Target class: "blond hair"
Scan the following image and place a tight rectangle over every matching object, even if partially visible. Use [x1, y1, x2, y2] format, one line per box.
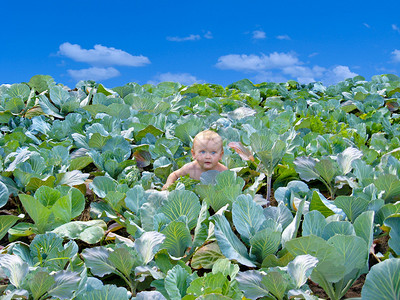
[192, 130, 223, 150]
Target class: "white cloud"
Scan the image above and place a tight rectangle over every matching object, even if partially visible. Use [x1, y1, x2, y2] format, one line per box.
[166, 34, 201, 42]
[282, 65, 357, 85]
[216, 52, 300, 71]
[392, 24, 400, 33]
[216, 51, 357, 85]
[149, 72, 203, 86]
[252, 71, 288, 84]
[166, 31, 212, 41]
[276, 35, 290, 40]
[322, 66, 358, 85]
[391, 49, 400, 62]
[283, 65, 326, 84]
[59, 42, 150, 67]
[363, 23, 371, 29]
[252, 30, 266, 39]
[67, 67, 121, 81]
[204, 31, 213, 39]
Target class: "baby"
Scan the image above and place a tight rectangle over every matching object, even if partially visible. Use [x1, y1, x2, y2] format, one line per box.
[162, 130, 228, 190]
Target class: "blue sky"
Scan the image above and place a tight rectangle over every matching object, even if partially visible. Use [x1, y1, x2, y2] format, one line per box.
[2, 0, 400, 88]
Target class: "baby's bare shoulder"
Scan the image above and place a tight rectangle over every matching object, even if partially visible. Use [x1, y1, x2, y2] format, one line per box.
[175, 162, 195, 176]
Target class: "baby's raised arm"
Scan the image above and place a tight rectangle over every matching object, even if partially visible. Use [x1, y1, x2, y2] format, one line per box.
[161, 163, 192, 190]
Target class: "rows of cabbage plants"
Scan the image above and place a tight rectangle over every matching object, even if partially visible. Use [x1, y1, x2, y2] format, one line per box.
[0, 74, 399, 299]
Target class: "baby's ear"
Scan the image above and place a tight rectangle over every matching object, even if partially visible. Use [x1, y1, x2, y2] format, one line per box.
[191, 148, 195, 157]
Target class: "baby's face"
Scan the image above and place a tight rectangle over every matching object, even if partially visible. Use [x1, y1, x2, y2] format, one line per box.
[191, 138, 223, 171]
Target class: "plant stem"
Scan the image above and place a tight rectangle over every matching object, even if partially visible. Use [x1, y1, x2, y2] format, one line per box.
[313, 270, 337, 300]
[115, 269, 136, 294]
[334, 278, 357, 300]
[333, 278, 345, 300]
[266, 175, 272, 204]
[38, 294, 49, 300]
[318, 176, 335, 199]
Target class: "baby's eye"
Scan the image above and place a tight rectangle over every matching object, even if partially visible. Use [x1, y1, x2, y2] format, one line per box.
[200, 150, 206, 154]
[212, 151, 216, 154]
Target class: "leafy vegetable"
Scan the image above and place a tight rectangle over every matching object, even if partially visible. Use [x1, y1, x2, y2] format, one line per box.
[18, 186, 85, 233]
[195, 171, 245, 211]
[361, 258, 400, 300]
[1, 75, 400, 299]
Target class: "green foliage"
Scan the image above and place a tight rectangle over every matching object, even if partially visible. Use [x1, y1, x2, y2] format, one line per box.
[167, 174, 200, 191]
[82, 245, 142, 293]
[294, 147, 362, 198]
[161, 220, 192, 258]
[1, 75, 400, 299]
[195, 170, 244, 211]
[76, 284, 130, 300]
[0, 232, 80, 299]
[18, 185, 85, 233]
[52, 220, 107, 244]
[236, 255, 319, 300]
[361, 258, 400, 300]
[184, 259, 242, 299]
[286, 211, 374, 300]
[0, 214, 23, 240]
[160, 190, 201, 230]
[384, 214, 400, 255]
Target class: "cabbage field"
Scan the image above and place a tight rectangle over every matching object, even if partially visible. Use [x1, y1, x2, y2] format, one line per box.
[0, 74, 399, 299]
